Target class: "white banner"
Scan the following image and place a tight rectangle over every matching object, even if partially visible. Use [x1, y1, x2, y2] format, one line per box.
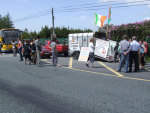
[78, 47, 89, 62]
[95, 39, 109, 58]
[69, 43, 80, 52]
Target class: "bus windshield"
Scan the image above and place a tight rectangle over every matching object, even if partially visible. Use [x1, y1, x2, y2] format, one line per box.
[3, 30, 21, 44]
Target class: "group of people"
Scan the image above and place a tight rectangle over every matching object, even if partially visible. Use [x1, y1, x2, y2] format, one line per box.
[11, 37, 41, 66]
[117, 35, 148, 73]
[11, 37, 58, 67]
[85, 36, 148, 73]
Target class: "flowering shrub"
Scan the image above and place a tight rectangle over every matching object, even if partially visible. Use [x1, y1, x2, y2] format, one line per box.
[108, 20, 150, 41]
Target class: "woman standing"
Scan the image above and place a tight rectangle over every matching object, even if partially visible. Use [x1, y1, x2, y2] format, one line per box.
[23, 40, 31, 65]
[18, 39, 23, 61]
[30, 40, 36, 64]
[86, 38, 95, 67]
[139, 40, 145, 69]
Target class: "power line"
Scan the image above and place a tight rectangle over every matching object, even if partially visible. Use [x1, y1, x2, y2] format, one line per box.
[14, 0, 150, 23]
[54, 0, 150, 11]
[14, 11, 52, 22]
[54, 0, 150, 10]
[54, 3, 149, 13]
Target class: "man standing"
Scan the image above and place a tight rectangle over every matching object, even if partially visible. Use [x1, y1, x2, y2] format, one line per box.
[129, 36, 141, 72]
[35, 36, 41, 67]
[18, 39, 23, 61]
[117, 35, 131, 73]
[51, 38, 58, 67]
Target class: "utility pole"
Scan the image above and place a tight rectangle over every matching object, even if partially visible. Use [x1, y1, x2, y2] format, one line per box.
[51, 7, 56, 40]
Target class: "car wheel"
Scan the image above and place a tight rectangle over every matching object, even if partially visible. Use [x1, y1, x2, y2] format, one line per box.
[64, 52, 68, 57]
[73, 52, 79, 60]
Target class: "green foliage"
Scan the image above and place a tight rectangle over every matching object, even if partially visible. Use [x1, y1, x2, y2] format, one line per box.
[0, 13, 13, 29]
[108, 20, 150, 41]
[22, 26, 93, 39]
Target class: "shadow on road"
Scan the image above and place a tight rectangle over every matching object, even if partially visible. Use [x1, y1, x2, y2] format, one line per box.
[0, 78, 87, 113]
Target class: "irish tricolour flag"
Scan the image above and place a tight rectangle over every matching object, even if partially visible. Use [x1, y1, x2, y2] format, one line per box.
[95, 14, 107, 27]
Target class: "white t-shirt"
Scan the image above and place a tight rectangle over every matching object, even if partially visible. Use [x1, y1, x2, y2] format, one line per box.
[89, 42, 94, 53]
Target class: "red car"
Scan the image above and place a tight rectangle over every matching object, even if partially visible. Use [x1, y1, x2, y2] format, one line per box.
[40, 46, 52, 58]
[43, 40, 68, 56]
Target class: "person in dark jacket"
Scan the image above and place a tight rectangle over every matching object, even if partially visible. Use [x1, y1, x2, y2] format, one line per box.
[114, 41, 119, 62]
[30, 40, 36, 64]
[23, 40, 31, 65]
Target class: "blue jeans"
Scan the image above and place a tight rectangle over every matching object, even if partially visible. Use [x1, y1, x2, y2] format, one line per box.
[18, 47, 23, 61]
[118, 53, 129, 73]
[88, 52, 94, 63]
[52, 52, 58, 67]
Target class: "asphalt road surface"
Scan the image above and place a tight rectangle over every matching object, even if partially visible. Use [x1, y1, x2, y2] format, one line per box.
[0, 54, 150, 113]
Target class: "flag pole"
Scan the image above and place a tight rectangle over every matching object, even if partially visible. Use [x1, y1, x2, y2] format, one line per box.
[106, 22, 109, 39]
[94, 14, 96, 35]
[106, 5, 109, 39]
[106, 4, 111, 39]
[93, 14, 96, 46]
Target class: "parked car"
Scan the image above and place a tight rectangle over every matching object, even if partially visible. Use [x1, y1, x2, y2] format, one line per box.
[43, 40, 68, 56]
[40, 46, 52, 58]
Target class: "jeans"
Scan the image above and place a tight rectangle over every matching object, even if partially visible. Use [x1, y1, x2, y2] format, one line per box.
[36, 50, 41, 66]
[118, 53, 129, 73]
[18, 47, 23, 61]
[52, 52, 58, 67]
[88, 52, 94, 63]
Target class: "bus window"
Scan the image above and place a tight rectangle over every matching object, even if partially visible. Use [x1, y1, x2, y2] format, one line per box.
[3, 30, 20, 44]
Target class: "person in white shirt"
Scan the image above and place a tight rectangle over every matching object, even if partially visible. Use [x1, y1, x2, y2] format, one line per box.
[129, 36, 141, 72]
[86, 38, 95, 67]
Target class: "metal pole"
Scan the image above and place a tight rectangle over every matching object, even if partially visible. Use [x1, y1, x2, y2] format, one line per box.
[51, 8, 55, 40]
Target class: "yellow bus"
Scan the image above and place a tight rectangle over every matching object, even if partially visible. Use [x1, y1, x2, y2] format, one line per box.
[0, 28, 23, 52]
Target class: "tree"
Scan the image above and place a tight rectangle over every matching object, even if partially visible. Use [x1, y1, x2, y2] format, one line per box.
[39, 26, 51, 38]
[0, 13, 13, 29]
[23, 28, 30, 39]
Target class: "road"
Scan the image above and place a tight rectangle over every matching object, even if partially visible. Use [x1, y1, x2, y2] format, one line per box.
[0, 54, 150, 113]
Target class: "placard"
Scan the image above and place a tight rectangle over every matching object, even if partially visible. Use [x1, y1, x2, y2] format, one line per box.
[95, 39, 109, 58]
[78, 47, 89, 62]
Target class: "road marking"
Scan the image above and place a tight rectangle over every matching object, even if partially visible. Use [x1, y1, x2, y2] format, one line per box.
[42, 59, 150, 82]
[69, 57, 73, 68]
[98, 61, 124, 77]
[42, 59, 117, 77]
[145, 67, 150, 72]
[118, 76, 150, 82]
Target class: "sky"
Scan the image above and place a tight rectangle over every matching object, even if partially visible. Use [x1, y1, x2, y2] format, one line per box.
[0, 0, 150, 32]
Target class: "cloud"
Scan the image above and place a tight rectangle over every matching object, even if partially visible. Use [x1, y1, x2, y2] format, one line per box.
[144, 17, 150, 20]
